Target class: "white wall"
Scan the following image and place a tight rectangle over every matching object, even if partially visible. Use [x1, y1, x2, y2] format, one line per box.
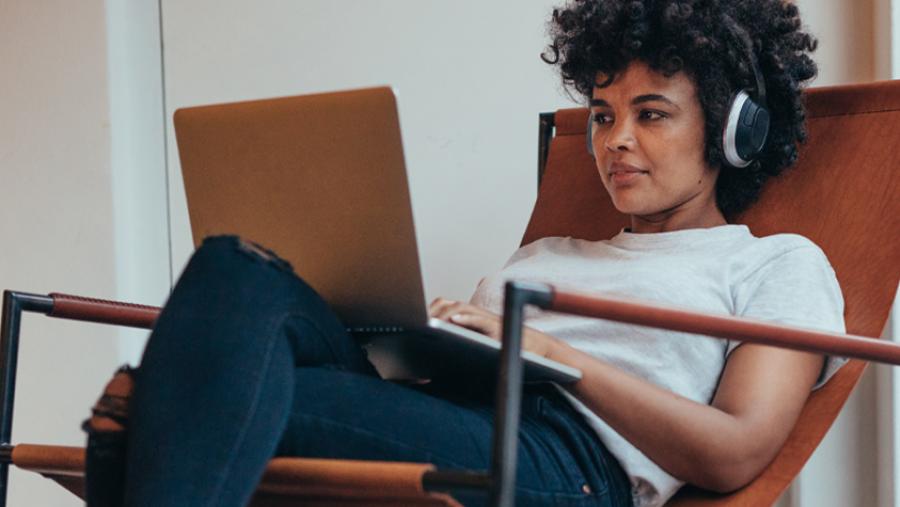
[1, 0, 893, 505]
[0, 0, 169, 505]
[799, 0, 875, 85]
[161, 0, 571, 303]
[162, 6, 890, 505]
[873, 1, 900, 505]
[162, 2, 894, 507]
[106, 0, 170, 364]
[0, 1, 119, 505]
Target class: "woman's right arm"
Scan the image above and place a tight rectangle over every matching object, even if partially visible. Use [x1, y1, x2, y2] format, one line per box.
[430, 296, 824, 492]
[552, 340, 823, 492]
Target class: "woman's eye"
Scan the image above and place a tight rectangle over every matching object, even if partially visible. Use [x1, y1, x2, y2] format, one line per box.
[592, 112, 613, 125]
[639, 110, 666, 121]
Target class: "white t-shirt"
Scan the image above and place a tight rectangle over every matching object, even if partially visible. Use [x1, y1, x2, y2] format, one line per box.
[468, 224, 846, 507]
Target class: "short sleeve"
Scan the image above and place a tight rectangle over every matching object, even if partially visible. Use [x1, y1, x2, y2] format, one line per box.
[727, 244, 847, 390]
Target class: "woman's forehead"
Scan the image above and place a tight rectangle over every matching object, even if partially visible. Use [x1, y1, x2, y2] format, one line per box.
[591, 62, 696, 103]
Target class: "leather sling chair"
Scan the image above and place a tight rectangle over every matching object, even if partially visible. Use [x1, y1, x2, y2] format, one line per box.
[1, 79, 898, 507]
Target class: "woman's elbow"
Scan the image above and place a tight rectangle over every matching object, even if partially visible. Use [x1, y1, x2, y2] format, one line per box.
[695, 466, 757, 494]
[689, 445, 772, 493]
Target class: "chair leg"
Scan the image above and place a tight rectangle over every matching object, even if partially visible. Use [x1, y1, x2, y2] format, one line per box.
[0, 291, 58, 507]
[490, 282, 553, 507]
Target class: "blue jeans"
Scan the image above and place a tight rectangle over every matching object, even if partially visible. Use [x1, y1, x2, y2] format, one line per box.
[114, 236, 632, 506]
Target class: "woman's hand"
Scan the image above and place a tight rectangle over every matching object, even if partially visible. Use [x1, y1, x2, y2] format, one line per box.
[428, 297, 565, 359]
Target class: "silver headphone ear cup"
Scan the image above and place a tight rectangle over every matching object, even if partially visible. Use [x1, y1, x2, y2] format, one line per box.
[723, 90, 770, 168]
[586, 114, 595, 156]
[723, 90, 752, 168]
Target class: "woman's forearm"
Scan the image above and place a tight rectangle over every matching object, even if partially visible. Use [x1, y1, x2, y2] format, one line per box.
[547, 341, 761, 492]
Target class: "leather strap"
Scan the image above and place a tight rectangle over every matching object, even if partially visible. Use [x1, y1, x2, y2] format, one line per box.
[48, 293, 160, 329]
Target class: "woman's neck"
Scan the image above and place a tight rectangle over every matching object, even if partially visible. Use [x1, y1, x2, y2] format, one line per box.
[627, 200, 727, 234]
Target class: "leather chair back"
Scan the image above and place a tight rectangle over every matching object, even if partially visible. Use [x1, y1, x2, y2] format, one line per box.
[522, 80, 900, 505]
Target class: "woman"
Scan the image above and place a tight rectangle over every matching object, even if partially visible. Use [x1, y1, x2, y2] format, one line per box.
[84, 1, 845, 506]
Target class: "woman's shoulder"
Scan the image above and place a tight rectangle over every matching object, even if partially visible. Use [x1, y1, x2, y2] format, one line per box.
[739, 231, 832, 270]
[753, 231, 824, 251]
[733, 231, 843, 323]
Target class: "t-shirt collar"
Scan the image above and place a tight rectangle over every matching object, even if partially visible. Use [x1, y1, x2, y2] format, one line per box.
[609, 224, 752, 250]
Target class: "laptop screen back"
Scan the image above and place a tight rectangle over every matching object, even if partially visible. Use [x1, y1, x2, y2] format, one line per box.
[174, 87, 427, 327]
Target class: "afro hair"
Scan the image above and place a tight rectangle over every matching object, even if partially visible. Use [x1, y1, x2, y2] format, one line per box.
[543, 0, 818, 217]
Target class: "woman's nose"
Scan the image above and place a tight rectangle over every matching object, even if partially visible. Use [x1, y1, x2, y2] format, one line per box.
[604, 120, 636, 152]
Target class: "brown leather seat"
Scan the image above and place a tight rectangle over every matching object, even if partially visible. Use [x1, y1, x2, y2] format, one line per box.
[524, 80, 900, 505]
[5, 80, 899, 506]
[11, 443, 460, 506]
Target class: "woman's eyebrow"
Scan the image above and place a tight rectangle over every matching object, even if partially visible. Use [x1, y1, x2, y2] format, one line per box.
[632, 94, 680, 108]
[590, 94, 681, 109]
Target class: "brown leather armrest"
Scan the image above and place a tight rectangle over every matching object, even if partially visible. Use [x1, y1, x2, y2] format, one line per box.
[48, 293, 160, 329]
[548, 286, 900, 365]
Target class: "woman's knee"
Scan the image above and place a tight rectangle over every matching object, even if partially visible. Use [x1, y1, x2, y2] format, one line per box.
[192, 235, 296, 277]
[231, 236, 296, 274]
[177, 235, 324, 306]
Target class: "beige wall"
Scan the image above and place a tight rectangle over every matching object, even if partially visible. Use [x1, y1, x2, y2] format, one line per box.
[0, 1, 120, 505]
[0, 0, 168, 505]
[160, 0, 571, 303]
[800, 0, 876, 86]
[0, 0, 890, 505]
[162, 3, 888, 507]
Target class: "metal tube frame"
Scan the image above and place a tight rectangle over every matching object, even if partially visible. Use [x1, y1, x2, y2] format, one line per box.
[0, 286, 552, 507]
[488, 281, 553, 506]
[538, 112, 556, 188]
[0, 291, 54, 507]
[0, 113, 563, 507]
[6, 278, 891, 504]
[409, 280, 554, 506]
[3, 280, 898, 506]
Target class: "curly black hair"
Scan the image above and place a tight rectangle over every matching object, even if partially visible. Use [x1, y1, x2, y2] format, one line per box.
[542, 0, 818, 218]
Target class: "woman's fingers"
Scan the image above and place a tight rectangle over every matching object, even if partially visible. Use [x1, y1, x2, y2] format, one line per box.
[428, 297, 462, 318]
[429, 299, 561, 357]
[429, 299, 484, 320]
[448, 312, 501, 339]
[428, 299, 501, 334]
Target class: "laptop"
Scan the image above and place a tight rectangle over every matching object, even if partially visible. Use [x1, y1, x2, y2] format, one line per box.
[173, 86, 581, 383]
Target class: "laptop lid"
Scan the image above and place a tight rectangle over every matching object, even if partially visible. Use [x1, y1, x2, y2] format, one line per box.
[174, 87, 428, 328]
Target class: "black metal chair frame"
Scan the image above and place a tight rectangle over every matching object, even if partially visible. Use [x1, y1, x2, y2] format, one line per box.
[6, 111, 890, 507]
[0, 112, 565, 507]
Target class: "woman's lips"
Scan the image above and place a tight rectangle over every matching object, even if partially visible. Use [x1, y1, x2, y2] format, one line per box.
[611, 172, 646, 184]
[609, 163, 648, 185]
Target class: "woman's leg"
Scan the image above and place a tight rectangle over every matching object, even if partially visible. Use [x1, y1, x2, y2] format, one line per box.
[115, 235, 632, 506]
[123, 236, 378, 506]
[276, 369, 633, 507]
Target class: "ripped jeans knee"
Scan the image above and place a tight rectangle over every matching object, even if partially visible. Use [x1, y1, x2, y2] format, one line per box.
[200, 235, 296, 275]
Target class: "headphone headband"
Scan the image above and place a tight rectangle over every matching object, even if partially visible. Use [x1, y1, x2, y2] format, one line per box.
[722, 14, 767, 107]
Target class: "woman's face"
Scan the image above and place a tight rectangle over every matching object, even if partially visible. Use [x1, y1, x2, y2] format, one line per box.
[589, 61, 721, 228]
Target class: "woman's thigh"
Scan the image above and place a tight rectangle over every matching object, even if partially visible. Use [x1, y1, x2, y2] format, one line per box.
[142, 235, 378, 376]
[277, 368, 631, 507]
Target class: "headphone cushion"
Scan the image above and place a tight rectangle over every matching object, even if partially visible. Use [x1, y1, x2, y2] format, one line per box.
[586, 114, 594, 156]
[724, 91, 770, 167]
[734, 99, 770, 160]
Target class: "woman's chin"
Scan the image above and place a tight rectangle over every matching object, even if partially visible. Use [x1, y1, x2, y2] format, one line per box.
[610, 198, 652, 217]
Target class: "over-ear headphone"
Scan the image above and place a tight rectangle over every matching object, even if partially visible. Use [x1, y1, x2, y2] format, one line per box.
[720, 14, 769, 168]
[585, 15, 770, 169]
